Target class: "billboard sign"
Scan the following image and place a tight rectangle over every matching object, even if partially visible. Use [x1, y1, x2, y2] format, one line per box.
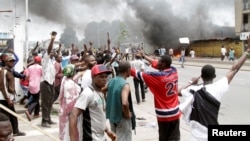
[179, 37, 190, 44]
[240, 32, 250, 40]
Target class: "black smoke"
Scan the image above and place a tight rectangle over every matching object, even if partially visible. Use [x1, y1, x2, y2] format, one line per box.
[10, 0, 235, 48]
[125, 0, 235, 47]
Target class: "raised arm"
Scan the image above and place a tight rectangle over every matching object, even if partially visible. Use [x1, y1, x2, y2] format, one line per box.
[140, 51, 155, 64]
[8, 49, 19, 65]
[31, 41, 39, 53]
[107, 32, 111, 53]
[226, 45, 250, 84]
[47, 31, 57, 54]
[56, 43, 62, 55]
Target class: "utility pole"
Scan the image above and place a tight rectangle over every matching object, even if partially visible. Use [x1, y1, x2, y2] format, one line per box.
[25, 0, 29, 60]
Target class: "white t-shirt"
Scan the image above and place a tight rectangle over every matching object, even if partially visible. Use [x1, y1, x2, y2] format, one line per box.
[42, 53, 56, 85]
[74, 86, 106, 141]
[180, 77, 229, 141]
[221, 48, 227, 55]
[190, 50, 195, 58]
[130, 59, 145, 71]
[80, 69, 92, 90]
[125, 48, 129, 54]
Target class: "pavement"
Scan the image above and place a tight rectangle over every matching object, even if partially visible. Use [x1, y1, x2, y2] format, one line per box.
[10, 57, 250, 141]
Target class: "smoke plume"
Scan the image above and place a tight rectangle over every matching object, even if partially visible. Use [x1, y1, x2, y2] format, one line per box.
[2, 0, 235, 48]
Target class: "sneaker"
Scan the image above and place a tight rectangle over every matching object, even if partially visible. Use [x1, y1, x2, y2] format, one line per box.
[13, 131, 26, 136]
[25, 111, 32, 121]
[142, 99, 146, 102]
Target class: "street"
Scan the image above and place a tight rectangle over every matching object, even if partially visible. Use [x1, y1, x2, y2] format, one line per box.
[12, 61, 250, 141]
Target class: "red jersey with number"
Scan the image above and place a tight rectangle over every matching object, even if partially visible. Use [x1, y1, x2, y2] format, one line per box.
[131, 60, 181, 122]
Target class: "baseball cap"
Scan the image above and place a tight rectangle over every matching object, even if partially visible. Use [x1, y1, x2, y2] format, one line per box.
[6, 56, 15, 62]
[34, 56, 41, 63]
[91, 64, 112, 77]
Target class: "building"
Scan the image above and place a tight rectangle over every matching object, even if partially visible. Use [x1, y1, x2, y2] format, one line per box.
[235, 0, 250, 36]
[232, 0, 248, 55]
[0, 32, 14, 53]
[186, 38, 242, 58]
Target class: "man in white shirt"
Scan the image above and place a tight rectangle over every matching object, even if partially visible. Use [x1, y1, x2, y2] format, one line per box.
[130, 53, 145, 104]
[40, 31, 57, 128]
[221, 46, 227, 61]
[179, 45, 250, 141]
[80, 55, 97, 90]
[125, 47, 130, 61]
[190, 49, 195, 58]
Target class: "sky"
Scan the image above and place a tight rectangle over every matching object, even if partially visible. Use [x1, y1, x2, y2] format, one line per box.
[0, 0, 235, 46]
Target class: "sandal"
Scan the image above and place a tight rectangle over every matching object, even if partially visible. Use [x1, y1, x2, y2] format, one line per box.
[136, 117, 146, 120]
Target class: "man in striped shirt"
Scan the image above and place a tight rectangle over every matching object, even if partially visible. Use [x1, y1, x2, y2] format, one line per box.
[130, 53, 181, 141]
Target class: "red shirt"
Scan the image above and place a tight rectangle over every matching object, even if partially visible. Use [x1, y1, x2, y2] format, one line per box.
[131, 60, 181, 121]
[20, 69, 29, 86]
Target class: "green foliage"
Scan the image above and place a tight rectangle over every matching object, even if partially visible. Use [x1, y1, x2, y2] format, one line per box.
[118, 22, 129, 46]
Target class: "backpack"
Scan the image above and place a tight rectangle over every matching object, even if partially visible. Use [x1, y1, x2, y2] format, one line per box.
[189, 87, 221, 127]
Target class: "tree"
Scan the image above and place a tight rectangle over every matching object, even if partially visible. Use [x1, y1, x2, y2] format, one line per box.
[117, 22, 129, 47]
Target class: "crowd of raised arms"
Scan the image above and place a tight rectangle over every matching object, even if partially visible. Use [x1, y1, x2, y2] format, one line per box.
[0, 31, 250, 141]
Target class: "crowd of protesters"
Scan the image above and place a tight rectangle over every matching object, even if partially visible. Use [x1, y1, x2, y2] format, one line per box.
[0, 30, 250, 141]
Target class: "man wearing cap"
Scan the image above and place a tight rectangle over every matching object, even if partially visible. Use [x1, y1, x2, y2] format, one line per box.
[178, 43, 250, 141]
[0, 55, 26, 136]
[24, 56, 43, 121]
[130, 53, 145, 104]
[0, 49, 25, 79]
[69, 64, 116, 141]
[40, 31, 57, 128]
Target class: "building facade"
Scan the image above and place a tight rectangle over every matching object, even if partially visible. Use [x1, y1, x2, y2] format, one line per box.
[235, 0, 250, 36]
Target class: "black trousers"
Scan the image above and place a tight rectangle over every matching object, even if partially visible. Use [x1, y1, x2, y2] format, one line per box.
[0, 100, 19, 134]
[53, 85, 61, 103]
[158, 119, 180, 141]
[27, 92, 40, 115]
[133, 77, 145, 103]
[125, 53, 130, 61]
[40, 81, 54, 123]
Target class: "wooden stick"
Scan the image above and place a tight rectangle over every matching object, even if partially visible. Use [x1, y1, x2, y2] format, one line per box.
[0, 104, 60, 141]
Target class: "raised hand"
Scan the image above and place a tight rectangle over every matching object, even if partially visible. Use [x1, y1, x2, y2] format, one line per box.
[84, 44, 87, 51]
[189, 76, 200, 85]
[89, 41, 93, 46]
[8, 48, 14, 53]
[51, 31, 57, 39]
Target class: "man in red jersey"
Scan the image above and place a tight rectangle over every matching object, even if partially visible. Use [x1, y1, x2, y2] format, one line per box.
[130, 52, 181, 141]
